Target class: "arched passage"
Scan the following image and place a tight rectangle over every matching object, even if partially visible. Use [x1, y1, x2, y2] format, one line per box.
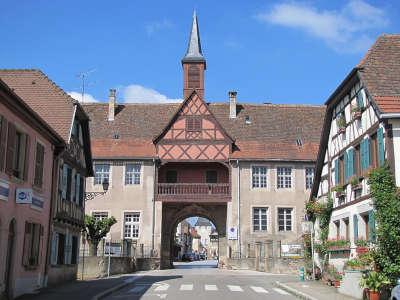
[160, 203, 227, 269]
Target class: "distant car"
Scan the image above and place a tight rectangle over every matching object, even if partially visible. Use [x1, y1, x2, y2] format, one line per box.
[391, 278, 400, 300]
[199, 253, 206, 260]
[181, 253, 190, 262]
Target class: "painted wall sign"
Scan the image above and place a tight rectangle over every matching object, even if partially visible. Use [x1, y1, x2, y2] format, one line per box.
[31, 196, 44, 210]
[0, 179, 10, 201]
[15, 188, 33, 204]
[227, 226, 238, 240]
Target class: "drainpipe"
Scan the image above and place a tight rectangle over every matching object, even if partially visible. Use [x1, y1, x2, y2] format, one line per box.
[236, 160, 241, 258]
[151, 158, 156, 254]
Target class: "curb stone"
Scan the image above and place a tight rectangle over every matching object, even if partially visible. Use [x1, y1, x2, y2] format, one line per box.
[275, 281, 319, 300]
[91, 276, 142, 300]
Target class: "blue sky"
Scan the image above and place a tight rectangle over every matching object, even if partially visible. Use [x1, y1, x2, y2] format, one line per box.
[1, 0, 399, 105]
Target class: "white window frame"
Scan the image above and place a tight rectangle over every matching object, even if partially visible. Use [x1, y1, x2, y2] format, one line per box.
[277, 166, 293, 189]
[94, 163, 111, 186]
[251, 206, 269, 233]
[92, 211, 109, 221]
[251, 165, 268, 189]
[124, 162, 142, 185]
[123, 211, 141, 239]
[277, 207, 294, 232]
[305, 167, 314, 190]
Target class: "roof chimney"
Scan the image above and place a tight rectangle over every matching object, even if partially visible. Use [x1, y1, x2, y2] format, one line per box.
[229, 91, 237, 119]
[108, 89, 116, 121]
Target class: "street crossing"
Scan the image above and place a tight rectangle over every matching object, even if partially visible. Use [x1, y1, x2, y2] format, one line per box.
[123, 282, 292, 295]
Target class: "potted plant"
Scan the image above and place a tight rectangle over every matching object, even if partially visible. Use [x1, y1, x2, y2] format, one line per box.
[355, 238, 369, 254]
[351, 105, 362, 120]
[336, 116, 346, 134]
[359, 271, 390, 300]
[350, 176, 362, 190]
[332, 185, 346, 197]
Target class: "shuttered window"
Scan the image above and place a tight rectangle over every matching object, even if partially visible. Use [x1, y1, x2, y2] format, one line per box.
[368, 211, 376, 242]
[34, 142, 45, 187]
[356, 90, 364, 109]
[0, 115, 8, 171]
[344, 151, 348, 181]
[23, 222, 42, 268]
[377, 128, 385, 166]
[347, 148, 354, 179]
[186, 117, 202, 131]
[361, 138, 371, 171]
[334, 159, 339, 185]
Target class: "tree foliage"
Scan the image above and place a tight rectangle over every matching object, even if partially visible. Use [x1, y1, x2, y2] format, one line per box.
[84, 214, 117, 242]
[368, 165, 400, 283]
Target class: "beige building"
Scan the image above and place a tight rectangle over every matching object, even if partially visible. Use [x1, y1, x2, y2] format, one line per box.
[83, 13, 324, 268]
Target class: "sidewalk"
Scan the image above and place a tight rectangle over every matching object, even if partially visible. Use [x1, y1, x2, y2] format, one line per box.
[276, 280, 357, 300]
[16, 274, 140, 300]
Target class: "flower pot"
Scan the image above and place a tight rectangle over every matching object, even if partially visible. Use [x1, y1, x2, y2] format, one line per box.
[334, 280, 340, 288]
[353, 111, 362, 120]
[369, 291, 379, 300]
[338, 127, 346, 134]
[356, 247, 369, 254]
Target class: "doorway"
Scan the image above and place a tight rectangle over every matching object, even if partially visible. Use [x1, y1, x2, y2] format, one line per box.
[4, 219, 16, 299]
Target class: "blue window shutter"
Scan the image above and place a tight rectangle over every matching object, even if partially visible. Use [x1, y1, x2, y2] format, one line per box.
[348, 149, 354, 177]
[344, 152, 348, 181]
[353, 215, 358, 241]
[365, 138, 371, 168]
[377, 128, 384, 166]
[334, 159, 339, 185]
[368, 210, 376, 242]
[357, 91, 364, 109]
[360, 140, 365, 170]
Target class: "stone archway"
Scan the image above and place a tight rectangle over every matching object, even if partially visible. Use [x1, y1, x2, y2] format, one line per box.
[160, 203, 227, 269]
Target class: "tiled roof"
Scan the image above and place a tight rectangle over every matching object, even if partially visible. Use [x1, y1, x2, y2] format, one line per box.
[83, 102, 325, 160]
[0, 69, 77, 141]
[358, 34, 400, 113]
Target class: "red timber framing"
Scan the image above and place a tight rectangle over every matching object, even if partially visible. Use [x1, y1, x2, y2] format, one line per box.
[154, 90, 234, 162]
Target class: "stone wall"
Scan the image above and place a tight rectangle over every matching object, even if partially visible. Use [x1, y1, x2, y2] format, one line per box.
[77, 257, 136, 279]
[135, 258, 160, 271]
[226, 257, 303, 274]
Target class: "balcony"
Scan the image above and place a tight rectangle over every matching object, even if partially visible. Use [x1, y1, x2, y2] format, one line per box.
[156, 183, 231, 202]
[55, 196, 85, 226]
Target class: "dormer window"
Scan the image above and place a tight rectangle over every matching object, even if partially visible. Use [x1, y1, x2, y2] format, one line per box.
[245, 115, 251, 125]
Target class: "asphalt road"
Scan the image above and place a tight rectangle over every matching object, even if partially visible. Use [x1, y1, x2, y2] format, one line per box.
[104, 260, 297, 300]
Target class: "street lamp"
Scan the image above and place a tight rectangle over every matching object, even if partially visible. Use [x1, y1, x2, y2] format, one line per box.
[84, 179, 109, 201]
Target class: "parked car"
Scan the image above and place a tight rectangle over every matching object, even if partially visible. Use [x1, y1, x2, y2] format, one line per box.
[199, 253, 206, 260]
[391, 278, 400, 300]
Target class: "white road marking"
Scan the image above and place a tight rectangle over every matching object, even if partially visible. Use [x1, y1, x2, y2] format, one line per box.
[154, 284, 169, 291]
[227, 285, 243, 292]
[273, 287, 290, 295]
[205, 284, 218, 291]
[129, 285, 148, 293]
[251, 286, 269, 293]
[180, 284, 193, 291]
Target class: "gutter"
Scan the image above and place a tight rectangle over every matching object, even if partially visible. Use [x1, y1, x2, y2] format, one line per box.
[151, 158, 156, 254]
[380, 113, 400, 119]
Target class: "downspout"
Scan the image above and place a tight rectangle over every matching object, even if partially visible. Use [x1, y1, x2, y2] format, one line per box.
[44, 147, 63, 286]
[236, 159, 241, 258]
[151, 158, 156, 254]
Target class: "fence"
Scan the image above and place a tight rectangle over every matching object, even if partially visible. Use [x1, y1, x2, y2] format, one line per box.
[80, 239, 158, 259]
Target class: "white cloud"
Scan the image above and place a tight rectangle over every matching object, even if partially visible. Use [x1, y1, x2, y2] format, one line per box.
[145, 19, 173, 36]
[256, 0, 388, 53]
[122, 84, 181, 103]
[68, 85, 181, 104]
[68, 91, 99, 103]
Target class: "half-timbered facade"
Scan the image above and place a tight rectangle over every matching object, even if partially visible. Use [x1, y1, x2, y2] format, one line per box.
[311, 34, 400, 270]
[0, 70, 93, 287]
[83, 12, 325, 268]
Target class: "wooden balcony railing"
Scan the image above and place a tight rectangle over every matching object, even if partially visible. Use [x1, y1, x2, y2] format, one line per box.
[55, 195, 85, 226]
[156, 183, 231, 203]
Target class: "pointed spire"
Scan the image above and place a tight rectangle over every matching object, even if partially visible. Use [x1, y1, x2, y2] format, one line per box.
[182, 10, 205, 63]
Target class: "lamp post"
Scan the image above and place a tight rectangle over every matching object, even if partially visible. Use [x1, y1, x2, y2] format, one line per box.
[84, 179, 109, 201]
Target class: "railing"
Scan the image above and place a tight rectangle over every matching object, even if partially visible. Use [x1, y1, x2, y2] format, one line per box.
[157, 183, 230, 195]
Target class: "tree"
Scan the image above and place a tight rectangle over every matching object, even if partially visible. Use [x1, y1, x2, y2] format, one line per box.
[368, 165, 400, 284]
[84, 214, 117, 256]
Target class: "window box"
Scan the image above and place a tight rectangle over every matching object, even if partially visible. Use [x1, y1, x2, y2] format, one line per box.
[356, 247, 369, 255]
[352, 111, 362, 121]
[327, 238, 351, 251]
[336, 115, 346, 135]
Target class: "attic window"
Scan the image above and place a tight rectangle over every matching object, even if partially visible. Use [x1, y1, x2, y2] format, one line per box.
[113, 133, 120, 139]
[186, 116, 202, 131]
[245, 115, 251, 125]
[296, 138, 303, 147]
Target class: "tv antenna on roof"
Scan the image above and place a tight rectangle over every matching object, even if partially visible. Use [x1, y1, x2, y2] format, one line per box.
[76, 68, 96, 103]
